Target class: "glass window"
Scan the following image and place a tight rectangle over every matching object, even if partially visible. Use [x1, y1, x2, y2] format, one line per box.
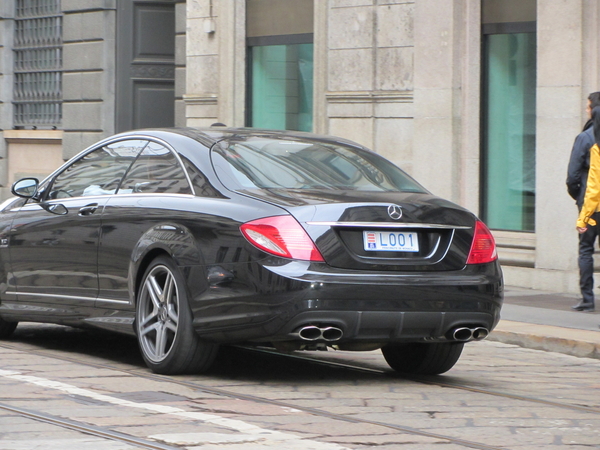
[180, 157, 221, 198]
[249, 43, 313, 132]
[481, 1, 536, 232]
[49, 140, 147, 199]
[246, 0, 314, 132]
[13, 0, 63, 128]
[212, 137, 426, 193]
[118, 141, 192, 195]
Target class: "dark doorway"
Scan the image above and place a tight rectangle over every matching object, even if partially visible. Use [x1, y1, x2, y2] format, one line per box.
[116, 0, 176, 133]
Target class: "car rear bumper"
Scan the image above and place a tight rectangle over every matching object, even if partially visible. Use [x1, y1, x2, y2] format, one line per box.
[189, 259, 503, 345]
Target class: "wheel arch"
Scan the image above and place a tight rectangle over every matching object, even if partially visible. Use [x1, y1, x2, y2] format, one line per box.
[133, 247, 170, 305]
[129, 222, 207, 304]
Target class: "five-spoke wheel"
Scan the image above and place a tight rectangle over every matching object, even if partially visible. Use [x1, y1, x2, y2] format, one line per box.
[136, 256, 217, 374]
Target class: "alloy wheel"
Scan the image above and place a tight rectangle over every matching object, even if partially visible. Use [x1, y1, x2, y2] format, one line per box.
[137, 264, 179, 363]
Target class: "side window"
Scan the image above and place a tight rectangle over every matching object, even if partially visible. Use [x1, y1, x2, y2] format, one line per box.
[118, 141, 192, 195]
[49, 140, 147, 199]
[181, 156, 221, 198]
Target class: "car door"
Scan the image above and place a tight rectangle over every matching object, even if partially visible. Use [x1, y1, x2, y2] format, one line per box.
[96, 140, 196, 307]
[8, 140, 147, 314]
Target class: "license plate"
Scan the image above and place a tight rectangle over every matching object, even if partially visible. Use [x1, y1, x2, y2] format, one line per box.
[363, 231, 419, 252]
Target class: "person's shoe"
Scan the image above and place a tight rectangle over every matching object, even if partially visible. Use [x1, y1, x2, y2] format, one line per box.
[571, 302, 595, 311]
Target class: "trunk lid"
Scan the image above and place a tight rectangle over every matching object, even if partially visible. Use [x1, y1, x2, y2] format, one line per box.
[242, 189, 476, 271]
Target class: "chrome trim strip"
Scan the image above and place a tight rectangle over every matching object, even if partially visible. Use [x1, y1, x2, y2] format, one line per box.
[95, 298, 131, 305]
[17, 193, 196, 206]
[25, 134, 197, 200]
[151, 138, 197, 197]
[305, 222, 472, 229]
[6, 291, 95, 302]
[6, 292, 129, 304]
[105, 193, 195, 199]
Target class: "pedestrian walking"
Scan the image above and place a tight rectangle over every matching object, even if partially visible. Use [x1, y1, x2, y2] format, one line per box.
[568, 92, 600, 312]
[574, 103, 600, 313]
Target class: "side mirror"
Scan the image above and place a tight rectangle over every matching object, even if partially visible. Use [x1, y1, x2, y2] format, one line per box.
[11, 178, 39, 199]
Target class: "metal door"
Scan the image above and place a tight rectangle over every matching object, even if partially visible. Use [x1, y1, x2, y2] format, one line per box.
[116, 0, 176, 132]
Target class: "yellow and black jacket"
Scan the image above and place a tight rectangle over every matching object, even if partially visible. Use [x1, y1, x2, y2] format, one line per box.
[577, 142, 600, 227]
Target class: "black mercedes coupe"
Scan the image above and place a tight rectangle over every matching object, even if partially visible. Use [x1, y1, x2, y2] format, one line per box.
[0, 127, 503, 375]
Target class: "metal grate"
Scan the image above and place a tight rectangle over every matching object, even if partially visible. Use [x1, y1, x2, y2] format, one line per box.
[13, 0, 62, 128]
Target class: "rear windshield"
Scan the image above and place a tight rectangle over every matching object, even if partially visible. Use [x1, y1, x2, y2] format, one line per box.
[211, 137, 427, 193]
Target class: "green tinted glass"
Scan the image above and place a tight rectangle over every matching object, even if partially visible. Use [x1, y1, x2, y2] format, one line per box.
[483, 32, 536, 231]
[250, 43, 313, 132]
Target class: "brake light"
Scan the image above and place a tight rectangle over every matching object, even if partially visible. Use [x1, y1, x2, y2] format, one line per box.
[466, 220, 498, 264]
[240, 215, 325, 262]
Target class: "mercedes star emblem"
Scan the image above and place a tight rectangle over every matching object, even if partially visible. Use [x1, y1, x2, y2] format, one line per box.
[387, 204, 402, 220]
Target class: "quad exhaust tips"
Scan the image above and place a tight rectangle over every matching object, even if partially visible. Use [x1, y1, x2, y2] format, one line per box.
[290, 324, 487, 343]
[449, 326, 489, 342]
[293, 325, 343, 342]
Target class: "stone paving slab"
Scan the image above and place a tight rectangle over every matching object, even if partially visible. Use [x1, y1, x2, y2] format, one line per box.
[489, 320, 600, 360]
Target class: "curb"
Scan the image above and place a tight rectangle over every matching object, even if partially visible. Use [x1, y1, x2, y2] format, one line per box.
[488, 320, 600, 360]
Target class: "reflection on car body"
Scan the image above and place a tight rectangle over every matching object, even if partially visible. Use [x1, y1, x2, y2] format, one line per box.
[0, 127, 503, 376]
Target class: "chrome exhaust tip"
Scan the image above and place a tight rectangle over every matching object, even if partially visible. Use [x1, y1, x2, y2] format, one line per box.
[472, 327, 489, 340]
[297, 326, 322, 341]
[293, 325, 344, 342]
[321, 326, 343, 342]
[451, 327, 473, 342]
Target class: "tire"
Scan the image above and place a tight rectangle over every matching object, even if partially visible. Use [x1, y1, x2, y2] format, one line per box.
[381, 342, 464, 375]
[136, 256, 218, 374]
[0, 317, 17, 339]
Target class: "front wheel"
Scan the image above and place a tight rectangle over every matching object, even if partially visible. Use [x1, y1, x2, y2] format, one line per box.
[0, 317, 17, 339]
[136, 256, 218, 374]
[381, 342, 464, 375]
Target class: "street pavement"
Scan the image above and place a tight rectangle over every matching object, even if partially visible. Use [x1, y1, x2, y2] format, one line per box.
[1, 286, 599, 449]
[490, 285, 600, 360]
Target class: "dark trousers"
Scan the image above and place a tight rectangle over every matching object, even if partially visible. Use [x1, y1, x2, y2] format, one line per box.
[579, 213, 600, 305]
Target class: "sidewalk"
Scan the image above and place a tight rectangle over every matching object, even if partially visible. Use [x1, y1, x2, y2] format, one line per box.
[489, 286, 600, 360]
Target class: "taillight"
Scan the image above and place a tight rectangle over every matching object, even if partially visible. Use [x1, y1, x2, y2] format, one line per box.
[466, 220, 498, 264]
[240, 215, 325, 262]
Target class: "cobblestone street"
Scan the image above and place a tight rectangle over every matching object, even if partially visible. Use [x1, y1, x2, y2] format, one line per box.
[0, 323, 598, 449]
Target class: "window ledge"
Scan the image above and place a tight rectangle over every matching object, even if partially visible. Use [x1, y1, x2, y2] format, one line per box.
[4, 130, 63, 145]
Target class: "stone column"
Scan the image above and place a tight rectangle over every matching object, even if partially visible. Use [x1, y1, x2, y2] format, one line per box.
[217, 0, 246, 127]
[413, 0, 480, 204]
[326, 2, 376, 149]
[186, 0, 247, 128]
[313, 0, 328, 135]
[534, 0, 585, 291]
[185, 0, 220, 127]
[412, 0, 465, 204]
[61, 0, 117, 159]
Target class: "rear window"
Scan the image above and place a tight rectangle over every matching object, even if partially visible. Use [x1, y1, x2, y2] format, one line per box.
[211, 137, 426, 193]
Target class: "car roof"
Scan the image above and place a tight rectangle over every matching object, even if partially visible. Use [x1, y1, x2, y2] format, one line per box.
[115, 127, 365, 150]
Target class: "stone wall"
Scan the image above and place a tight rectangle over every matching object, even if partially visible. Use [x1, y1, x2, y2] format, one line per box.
[0, 1, 14, 195]
[175, 0, 187, 126]
[324, 1, 415, 177]
[61, 0, 117, 160]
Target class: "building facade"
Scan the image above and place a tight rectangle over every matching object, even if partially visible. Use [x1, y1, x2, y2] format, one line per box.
[1, 0, 600, 293]
[0, 0, 186, 189]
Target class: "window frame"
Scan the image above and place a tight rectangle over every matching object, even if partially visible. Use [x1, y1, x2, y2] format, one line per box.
[480, 20, 537, 232]
[117, 141, 194, 196]
[46, 140, 149, 200]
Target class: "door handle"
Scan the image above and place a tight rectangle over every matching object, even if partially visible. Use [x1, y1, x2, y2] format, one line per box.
[78, 204, 98, 216]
